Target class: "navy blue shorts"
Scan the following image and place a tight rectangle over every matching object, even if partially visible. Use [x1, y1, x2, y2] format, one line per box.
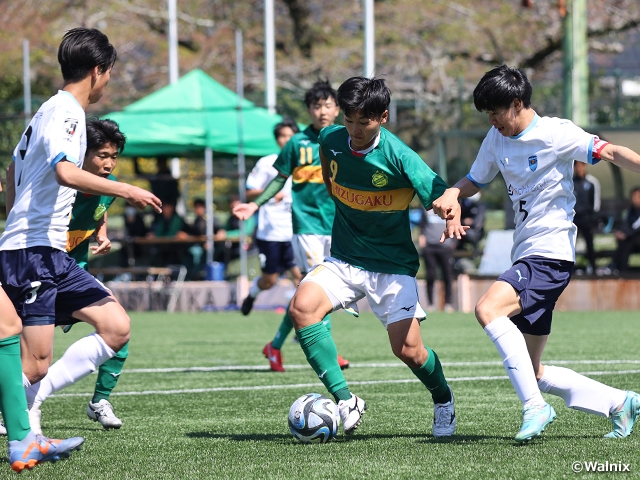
[0, 246, 111, 326]
[498, 255, 574, 336]
[256, 239, 296, 274]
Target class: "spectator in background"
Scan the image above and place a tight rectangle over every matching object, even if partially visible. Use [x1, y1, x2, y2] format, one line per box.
[613, 186, 640, 273]
[457, 192, 486, 256]
[120, 206, 149, 267]
[420, 209, 456, 313]
[573, 161, 601, 274]
[148, 201, 189, 265]
[184, 198, 224, 280]
[135, 157, 180, 219]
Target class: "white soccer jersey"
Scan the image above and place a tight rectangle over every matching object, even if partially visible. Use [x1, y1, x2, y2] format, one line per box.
[467, 114, 608, 263]
[246, 153, 293, 242]
[0, 91, 86, 252]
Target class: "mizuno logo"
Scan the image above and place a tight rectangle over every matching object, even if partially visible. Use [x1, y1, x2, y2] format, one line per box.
[516, 269, 527, 282]
[109, 372, 121, 378]
[300, 140, 310, 145]
[330, 149, 342, 156]
[400, 305, 414, 311]
[318, 370, 328, 379]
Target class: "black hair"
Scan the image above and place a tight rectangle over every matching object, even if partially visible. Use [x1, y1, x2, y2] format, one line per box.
[337, 77, 391, 120]
[473, 65, 532, 112]
[304, 80, 337, 107]
[58, 28, 117, 83]
[193, 198, 206, 207]
[86, 118, 126, 153]
[273, 118, 300, 140]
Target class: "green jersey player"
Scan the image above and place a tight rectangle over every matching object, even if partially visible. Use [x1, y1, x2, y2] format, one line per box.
[25, 118, 128, 432]
[287, 76, 465, 437]
[233, 81, 349, 372]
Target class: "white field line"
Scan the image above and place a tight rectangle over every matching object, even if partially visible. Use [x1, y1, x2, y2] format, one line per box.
[120, 359, 640, 373]
[51, 367, 640, 398]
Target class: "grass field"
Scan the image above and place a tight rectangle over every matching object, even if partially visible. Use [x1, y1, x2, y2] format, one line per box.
[3, 310, 640, 479]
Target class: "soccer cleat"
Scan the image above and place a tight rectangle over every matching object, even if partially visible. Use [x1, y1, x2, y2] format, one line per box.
[0, 420, 6, 436]
[338, 394, 367, 435]
[240, 295, 256, 316]
[262, 342, 285, 372]
[515, 403, 556, 442]
[87, 399, 123, 430]
[432, 387, 456, 437]
[8, 431, 84, 473]
[28, 406, 43, 436]
[337, 354, 350, 370]
[605, 391, 640, 438]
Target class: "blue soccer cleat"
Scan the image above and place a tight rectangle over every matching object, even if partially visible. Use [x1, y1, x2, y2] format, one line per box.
[515, 403, 556, 443]
[605, 391, 640, 438]
[8, 431, 84, 473]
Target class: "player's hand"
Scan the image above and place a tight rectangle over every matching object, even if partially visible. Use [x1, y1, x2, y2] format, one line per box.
[432, 188, 461, 220]
[91, 235, 111, 255]
[232, 202, 258, 221]
[274, 192, 285, 203]
[440, 223, 470, 243]
[125, 185, 163, 213]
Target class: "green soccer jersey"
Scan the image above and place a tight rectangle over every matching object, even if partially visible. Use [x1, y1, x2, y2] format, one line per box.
[66, 174, 117, 270]
[319, 125, 448, 276]
[272, 126, 335, 235]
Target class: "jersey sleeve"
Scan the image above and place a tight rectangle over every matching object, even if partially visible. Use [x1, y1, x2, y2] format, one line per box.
[402, 150, 449, 210]
[246, 156, 277, 190]
[272, 138, 296, 178]
[467, 133, 500, 188]
[553, 120, 608, 165]
[43, 106, 83, 170]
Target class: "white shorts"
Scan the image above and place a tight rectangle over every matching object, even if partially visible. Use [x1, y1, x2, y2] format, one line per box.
[291, 234, 331, 274]
[300, 256, 426, 328]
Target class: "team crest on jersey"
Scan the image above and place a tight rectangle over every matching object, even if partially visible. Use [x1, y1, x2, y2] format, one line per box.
[63, 117, 78, 140]
[93, 204, 107, 221]
[372, 170, 388, 188]
[528, 155, 538, 172]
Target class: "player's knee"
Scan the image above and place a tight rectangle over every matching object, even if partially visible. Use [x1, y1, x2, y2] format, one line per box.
[391, 342, 423, 369]
[260, 276, 277, 290]
[25, 359, 52, 384]
[98, 309, 130, 351]
[474, 300, 493, 327]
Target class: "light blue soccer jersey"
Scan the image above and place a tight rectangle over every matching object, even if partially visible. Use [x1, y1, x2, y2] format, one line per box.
[468, 113, 608, 263]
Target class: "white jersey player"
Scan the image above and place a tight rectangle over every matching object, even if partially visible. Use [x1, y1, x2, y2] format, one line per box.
[434, 65, 640, 443]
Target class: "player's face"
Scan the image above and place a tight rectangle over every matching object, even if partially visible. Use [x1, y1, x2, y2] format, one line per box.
[89, 67, 112, 105]
[307, 97, 340, 130]
[275, 127, 295, 149]
[84, 143, 118, 178]
[632, 191, 640, 209]
[344, 110, 388, 151]
[486, 99, 524, 137]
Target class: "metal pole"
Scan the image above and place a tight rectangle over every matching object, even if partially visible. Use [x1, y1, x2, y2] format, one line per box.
[205, 148, 214, 265]
[572, 0, 588, 125]
[562, 0, 573, 120]
[168, 0, 179, 84]
[264, 0, 276, 114]
[23, 39, 31, 129]
[363, 0, 375, 78]
[236, 30, 248, 281]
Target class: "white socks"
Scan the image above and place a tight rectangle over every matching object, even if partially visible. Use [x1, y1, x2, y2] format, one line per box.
[484, 316, 545, 407]
[26, 332, 116, 409]
[249, 278, 262, 298]
[538, 365, 627, 417]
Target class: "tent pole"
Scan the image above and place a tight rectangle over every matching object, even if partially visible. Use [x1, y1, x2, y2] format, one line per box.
[236, 29, 249, 303]
[205, 148, 214, 266]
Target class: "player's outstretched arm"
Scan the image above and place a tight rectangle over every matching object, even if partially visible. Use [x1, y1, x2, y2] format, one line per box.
[600, 144, 640, 173]
[5, 162, 16, 215]
[432, 177, 479, 220]
[441, 207, 470, 243]
[55, 161, 162, 213]
[232, 202, 259, 221]
[91, 213, 111, 255]
[319, 148, 333, 198]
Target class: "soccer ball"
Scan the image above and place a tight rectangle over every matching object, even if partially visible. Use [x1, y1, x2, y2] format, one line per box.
[288, 393, 340, 443]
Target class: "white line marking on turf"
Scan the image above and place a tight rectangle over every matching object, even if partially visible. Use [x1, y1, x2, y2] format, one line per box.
[51, 368, 640, 398]
[121, 359, 640, 373]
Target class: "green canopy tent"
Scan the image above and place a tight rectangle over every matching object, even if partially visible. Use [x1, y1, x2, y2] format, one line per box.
[105, 69, 283, 274]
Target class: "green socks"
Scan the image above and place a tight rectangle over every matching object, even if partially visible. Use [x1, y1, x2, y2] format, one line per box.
[322, 314, 331, 331]
[411, 347, 451, 404]
[0, 335, 31, 441]
[271, 307, 294, 350]
[92, 341, 129, 403]
[297, 323, 351, 402]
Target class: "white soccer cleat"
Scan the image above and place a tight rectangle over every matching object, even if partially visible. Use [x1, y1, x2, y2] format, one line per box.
[28, 406, 43, 436]
[338, 394, 366, 435]
[0, 420, 6, 436]
[432, 387, 456, 437]
[87, 399, 123, 430]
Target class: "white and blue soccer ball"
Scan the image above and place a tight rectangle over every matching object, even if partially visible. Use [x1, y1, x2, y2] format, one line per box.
[288, 393, 340, 443]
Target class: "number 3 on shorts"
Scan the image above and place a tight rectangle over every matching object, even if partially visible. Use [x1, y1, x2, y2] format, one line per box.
[25, 281, 42, 305]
